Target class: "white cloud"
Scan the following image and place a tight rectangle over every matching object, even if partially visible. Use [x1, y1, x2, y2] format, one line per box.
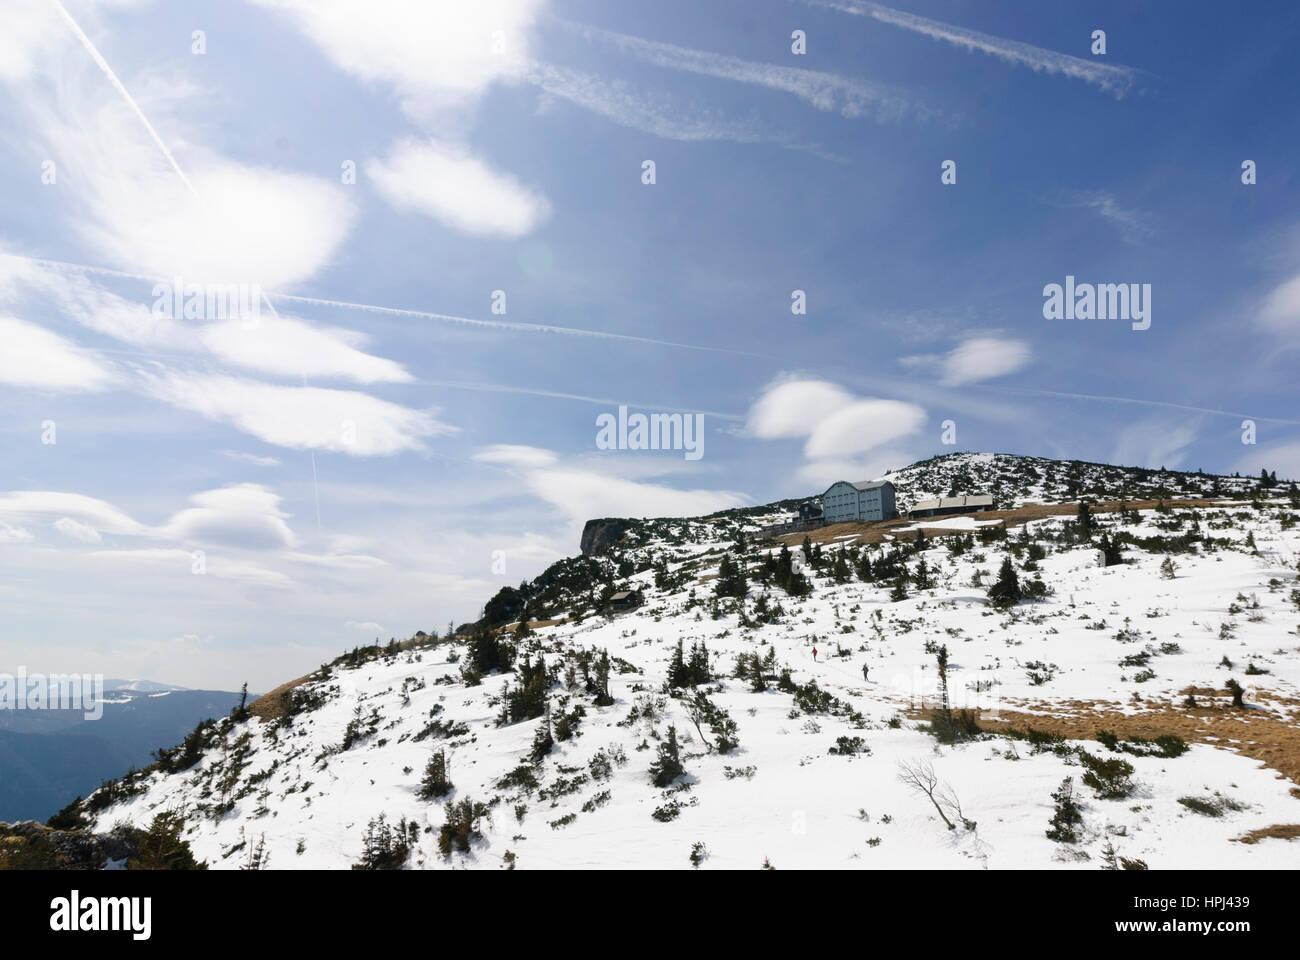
[367, 138, 551, 238]
[473, 444, 558, 468]
[286, 551, 387, 570]
[744, 379, 855, 439]
[0, 41, 357, 289]
[0, 522, 34, 544]
[53, 517, 103, 543]
[1258, 274, 1300, 338]
[745, 378, 927, 491]
[78, 160, 357, 288]
[796, 448, 914, 488]
[1110, 418, 1200, 470]
[247, 0, 543, 117]
[0, 314, 115, 391]
[88, 547, 293, 587]
[0, 491, 146, 535]
[939, 336, 1032, 385]
[527, 468, 748, 522]
[345, 620, 384, 632]
[804, 399, 927, 459]
[139, 371, 455, 455]
[201, 313, 413, 384]
[219, 450, 281, 467]
[160, 484, 295, 549]
[1062, 192, 1153, 244]
[0, 255, 188, 350]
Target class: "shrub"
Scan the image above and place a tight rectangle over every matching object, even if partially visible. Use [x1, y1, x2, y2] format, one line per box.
[1077, 750, 1135, 799]
[689, 841, 708, 868]
[1225, 678, 1245, 708]
[1177, 794, 1245, 817]
[128, 811, 207, 870]
[1045, 778, 1083, 843]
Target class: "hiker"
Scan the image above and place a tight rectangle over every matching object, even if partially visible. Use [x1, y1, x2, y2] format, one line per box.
[811, 646, 818, 662]
[862, 663, 869, 681]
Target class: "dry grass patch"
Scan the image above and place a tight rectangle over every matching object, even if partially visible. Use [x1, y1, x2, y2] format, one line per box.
[249, 672, 316, 722]
[1232, 824, 1300, 845]
[971, 692, 1300, 788]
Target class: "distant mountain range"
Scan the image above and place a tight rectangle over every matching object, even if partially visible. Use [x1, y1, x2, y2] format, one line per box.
[0, 682, 245, 823]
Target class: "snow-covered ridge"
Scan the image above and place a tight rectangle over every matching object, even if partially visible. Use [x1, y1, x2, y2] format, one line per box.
[78, 454, 1300, 870]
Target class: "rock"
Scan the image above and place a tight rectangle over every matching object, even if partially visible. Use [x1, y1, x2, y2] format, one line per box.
[580, 518, 632, 556]
[0, 819, 139, 870]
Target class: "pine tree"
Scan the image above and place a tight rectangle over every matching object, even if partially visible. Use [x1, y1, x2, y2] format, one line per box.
[1097, 533, 1123, 566]
[801, 535, 813, 565]
[832, 547, 851, 584]
[714, 555, 738, 598]
[785, 570, 811, 598]
[687, 641, 711, 686]
[914, 557, 933, 590]
[418, 750, 453, 800]
[856, 550, 873, 582]
[1077, 502, 1094, 540]
[748, 651, 768, 692]
[529, 705, 554, 761]
[775, 544, 794, 590]
[1046, 778, 1083, 843]
[667, 640, 689, 689]
[987, 556, 1022, 605]
[649, 725, 685, 786]
[592, 649, 614, 706]
[889, 574, 908, 601]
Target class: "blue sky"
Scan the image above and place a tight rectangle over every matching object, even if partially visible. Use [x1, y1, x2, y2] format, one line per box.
[2, 0, 1299, 689]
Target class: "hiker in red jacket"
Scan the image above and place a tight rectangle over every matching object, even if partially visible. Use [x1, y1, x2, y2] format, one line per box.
[811, 646, 818, 662]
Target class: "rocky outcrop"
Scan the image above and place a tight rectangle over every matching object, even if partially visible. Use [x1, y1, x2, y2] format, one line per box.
[0, 820, 137, 870]
[580, 518, 633, 556]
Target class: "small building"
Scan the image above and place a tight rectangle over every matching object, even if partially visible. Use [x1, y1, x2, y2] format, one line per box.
[821, 480, 898, 523]
[798, 500, 824, 523]
[607, 589, 642, 612]
[908, 493, 995, 519]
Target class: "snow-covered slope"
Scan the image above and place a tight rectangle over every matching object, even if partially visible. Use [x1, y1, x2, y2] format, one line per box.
[80, 455, 1300, 869]
[879, 451, 1259, 511]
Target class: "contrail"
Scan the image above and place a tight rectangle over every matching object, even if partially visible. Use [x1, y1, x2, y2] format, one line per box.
[416, 378, 745, 422]
[271, 292, 770, 359]
[553, 16, 927, 121]
[988, 386, 1300, 426]
[8, 255, 769, 360]
[806, 0, 1137, 98]
[40, 6, 323, 531]
[13, 254, 1291, 427]
[46, 0, 197, 195]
